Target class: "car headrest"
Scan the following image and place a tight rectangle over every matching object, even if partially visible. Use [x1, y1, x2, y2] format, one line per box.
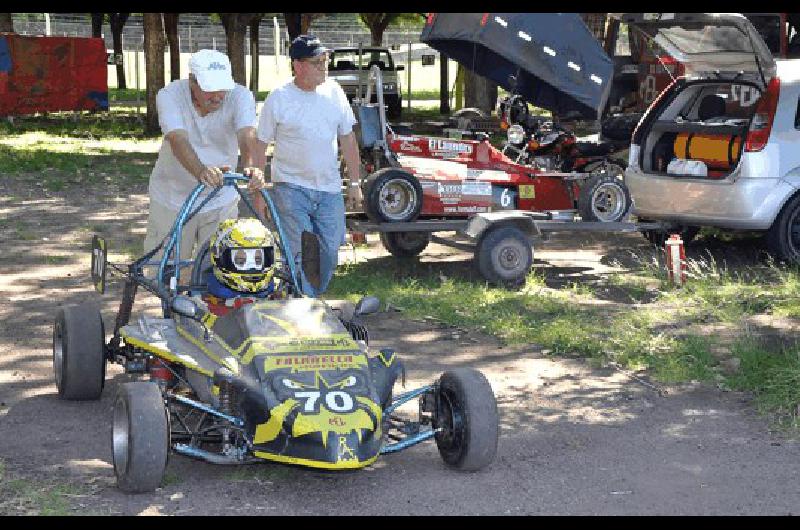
[698, 94, 726, 121]
[336, 60, 355, 70]
[367, 60, 386, 70]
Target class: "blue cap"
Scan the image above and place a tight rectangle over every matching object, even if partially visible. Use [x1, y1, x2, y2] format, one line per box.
[289, 34, 330, 60]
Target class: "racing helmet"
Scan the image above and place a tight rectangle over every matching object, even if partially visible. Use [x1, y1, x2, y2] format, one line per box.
[210, 218, 277, 293]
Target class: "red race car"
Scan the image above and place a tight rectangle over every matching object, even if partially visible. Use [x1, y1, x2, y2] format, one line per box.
[358, 117, 630, 225]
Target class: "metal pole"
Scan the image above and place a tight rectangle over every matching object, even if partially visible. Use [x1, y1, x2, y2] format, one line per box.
[273, 16, 280, 77]
[406, 42, 411, 112]
[44, 13, 51, 36]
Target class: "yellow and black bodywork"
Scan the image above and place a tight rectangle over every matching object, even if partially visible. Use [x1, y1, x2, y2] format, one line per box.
[120, 297, 396, 470]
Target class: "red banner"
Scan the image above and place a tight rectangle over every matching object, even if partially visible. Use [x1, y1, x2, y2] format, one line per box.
[0, 33, 108, 116]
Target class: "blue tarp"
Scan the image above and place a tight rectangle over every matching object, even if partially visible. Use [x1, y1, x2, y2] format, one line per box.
[420, 13, 614, 119]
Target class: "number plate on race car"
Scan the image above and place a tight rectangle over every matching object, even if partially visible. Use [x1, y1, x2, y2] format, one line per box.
[492, 186, 518, 210]
[91, 234, 107, 294]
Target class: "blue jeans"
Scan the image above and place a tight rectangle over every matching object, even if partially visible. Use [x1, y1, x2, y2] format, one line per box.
[270, 182, 345, 297]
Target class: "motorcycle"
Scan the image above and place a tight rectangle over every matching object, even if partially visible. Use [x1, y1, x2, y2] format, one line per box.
[498, 94, 626, 179]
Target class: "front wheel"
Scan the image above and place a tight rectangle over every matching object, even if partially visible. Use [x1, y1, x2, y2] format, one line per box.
[112, 382, 170, 493]
[767, 194, 800, 264]
[379, 231, 430, 258]
[364, 168, 423, 223]
[53, 303, 106, 400]
[434, 368, 499, 471]
[577, 173, 631, 222]
[476, 225, 533, 287]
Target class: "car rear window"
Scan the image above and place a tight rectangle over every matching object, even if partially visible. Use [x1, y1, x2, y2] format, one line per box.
[680, 83, 762, 121]
[328, 50, 394, 71]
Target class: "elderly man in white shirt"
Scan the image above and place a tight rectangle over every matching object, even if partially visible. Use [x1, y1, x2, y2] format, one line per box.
[143, 49, 265, 262]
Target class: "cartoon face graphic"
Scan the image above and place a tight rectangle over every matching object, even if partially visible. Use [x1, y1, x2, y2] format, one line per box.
[254, 370, 382, 448]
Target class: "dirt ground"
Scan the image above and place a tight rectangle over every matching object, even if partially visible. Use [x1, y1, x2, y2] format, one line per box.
[1, 178, 800, 515]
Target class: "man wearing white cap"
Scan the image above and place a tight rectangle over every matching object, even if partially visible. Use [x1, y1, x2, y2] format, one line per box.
[144, 49, 265, 262]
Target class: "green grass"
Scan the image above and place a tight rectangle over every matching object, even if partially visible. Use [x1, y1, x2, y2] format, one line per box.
[726, 339, 800, 430]
[327, 250, 800, 428]
[0, 467, 85, 516]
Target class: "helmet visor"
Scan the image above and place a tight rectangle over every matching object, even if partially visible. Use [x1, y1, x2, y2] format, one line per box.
[224, 247, 274, 273]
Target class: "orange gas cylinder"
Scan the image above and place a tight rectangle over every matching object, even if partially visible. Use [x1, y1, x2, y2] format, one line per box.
[673, 133, 742, 170]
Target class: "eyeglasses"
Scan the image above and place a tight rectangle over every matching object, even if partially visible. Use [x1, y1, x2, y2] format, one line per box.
[302, 55, 329, 69]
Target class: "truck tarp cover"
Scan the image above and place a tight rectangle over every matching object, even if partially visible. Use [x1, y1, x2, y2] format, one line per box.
[0, 34, 108, 116]
[421, 13, 613, 119]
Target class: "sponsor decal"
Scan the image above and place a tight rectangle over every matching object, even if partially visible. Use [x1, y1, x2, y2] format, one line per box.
[461, 181, 492, 196]
[466, 168, 512, 181]
[437, 183, 462, 196]
[518, 184, 536, 199]
[393, 135, 417, 141]
[428, 139, 473, 155]
[264, 353, 366, 372]
[456, 205, 487, 213]
[399, 141, 423, 153]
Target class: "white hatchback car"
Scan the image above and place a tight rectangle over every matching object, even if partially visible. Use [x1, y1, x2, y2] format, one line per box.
[620, 13, 800, 262]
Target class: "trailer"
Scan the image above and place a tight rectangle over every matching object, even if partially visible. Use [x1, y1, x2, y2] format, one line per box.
[346, 212, 667, 287]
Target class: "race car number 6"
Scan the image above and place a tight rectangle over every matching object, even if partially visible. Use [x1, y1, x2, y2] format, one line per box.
[295, 391, 354, 412]
[500, 188, 512, 208]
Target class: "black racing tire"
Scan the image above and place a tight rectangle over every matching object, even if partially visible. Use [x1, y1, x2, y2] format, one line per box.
[476, 225, 533, 287]
[641, 225, 700, 247]
[577, 173, 631, 222]
[766, 193, 800, 264]
[112, 382, 170, 493]
[53, 303, 106, 400]
[434, 368, 499, 471]
[379, 231, 430, 258]
[364, 168, 423, 223]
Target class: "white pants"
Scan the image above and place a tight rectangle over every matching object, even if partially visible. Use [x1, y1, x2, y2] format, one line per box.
[144, 199, 239, 262]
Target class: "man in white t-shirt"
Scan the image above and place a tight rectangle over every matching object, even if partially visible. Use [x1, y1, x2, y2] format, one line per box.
[144, 49, 265, 262]
[254, 35, 363, 296]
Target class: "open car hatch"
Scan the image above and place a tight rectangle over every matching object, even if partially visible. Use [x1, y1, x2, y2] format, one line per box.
[614, 13, 776, 87]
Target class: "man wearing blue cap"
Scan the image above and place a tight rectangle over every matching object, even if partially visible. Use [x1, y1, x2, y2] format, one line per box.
[144, 49, 266, 263]
[254, 35, 362, 296]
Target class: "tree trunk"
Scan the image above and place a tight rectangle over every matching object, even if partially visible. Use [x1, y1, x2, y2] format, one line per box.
[300, 13, 321, 34]
[249, 15, 262, 93]
[109, 13, 130, 90]
[220, 13, 257, 86]
[143, 13, 165, 135]
[163, 13, 180, 81]
[0, 13, 14, 33]
[283, 13, 301, 41]
[464, 69, 497, 115]
[90, 13, 103, 38]
[439, 52, 450, 115]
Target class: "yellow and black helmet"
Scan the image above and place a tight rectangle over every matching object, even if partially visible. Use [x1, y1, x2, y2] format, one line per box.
[210, 218, 277, 293]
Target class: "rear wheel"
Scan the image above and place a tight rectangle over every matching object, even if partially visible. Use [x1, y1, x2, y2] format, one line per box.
[364, 168, 423, 223]
[379, 231, 430, 257]
[476, 225, 532, 287]
[53, 303, 106, 400]
[434, 368, 499, 471]
[577, 173, 631, 222]
[767, 194, 800, 264]
[112, 382, 170, 493]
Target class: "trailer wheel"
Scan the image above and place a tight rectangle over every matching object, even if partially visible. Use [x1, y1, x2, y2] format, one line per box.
[578, 173, 631, 222]
[364, 168, 423, 223]
[53, 303, 106, 400]
[434, 368, 499, 471]
[379, 231, 430, 258]
[113, 382, 169, 493]
[476, 225, 532, 287]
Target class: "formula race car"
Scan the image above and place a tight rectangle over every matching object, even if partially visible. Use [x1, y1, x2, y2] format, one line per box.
[53, 174, 499, 493]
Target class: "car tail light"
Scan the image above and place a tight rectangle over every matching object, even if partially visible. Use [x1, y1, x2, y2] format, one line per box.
[745, 77, 780, 152]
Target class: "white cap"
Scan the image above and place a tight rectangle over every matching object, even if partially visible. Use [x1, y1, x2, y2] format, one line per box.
[189, 49, 235, 92]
